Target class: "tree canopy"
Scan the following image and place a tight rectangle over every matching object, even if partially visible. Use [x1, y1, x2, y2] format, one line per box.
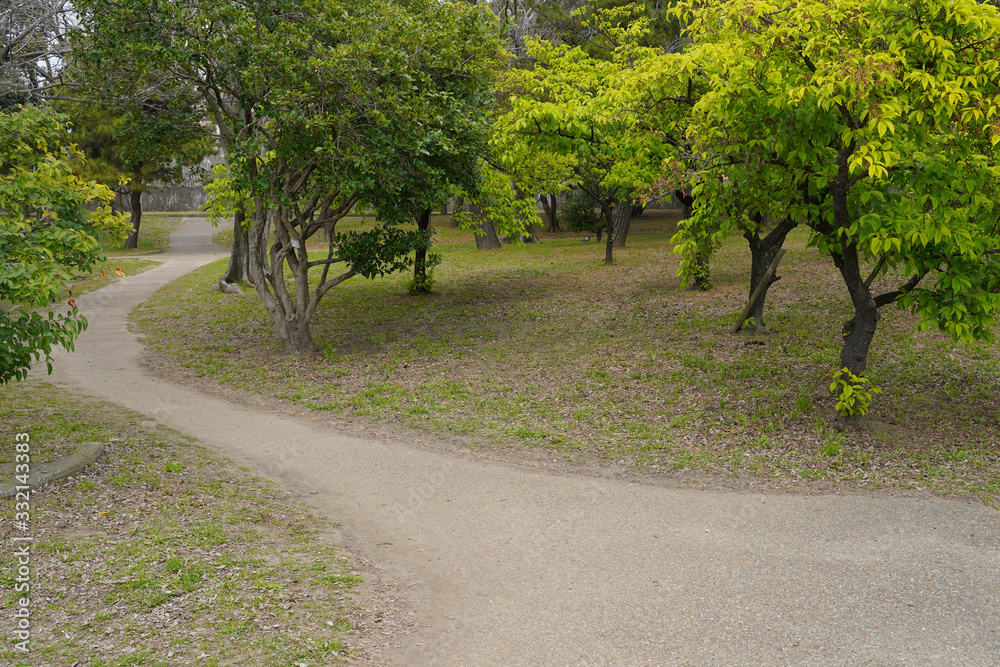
[76, 0, 503, 353]
[494, 7, 682, 262]
[668, 0, 1000, 392]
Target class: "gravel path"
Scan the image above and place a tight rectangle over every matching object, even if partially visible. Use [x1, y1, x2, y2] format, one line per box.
[51, 217, 1000, 665]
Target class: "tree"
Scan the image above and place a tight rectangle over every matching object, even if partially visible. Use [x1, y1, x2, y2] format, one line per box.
[0, 105, 128, 383]
[201, 163, 254, 289]
[0, 0, 73, 107]
[677, 0, 1000, 409]
[72, 0, 294, 288]
[496, 8, 675, 264]
[61, 97, 214, 248]
[351, 3, 502, 292]
[560, 188, 604, 238]
[77, 0, 503, 354]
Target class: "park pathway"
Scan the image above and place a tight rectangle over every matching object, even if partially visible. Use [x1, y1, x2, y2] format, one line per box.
[51, 217, 1000, 665]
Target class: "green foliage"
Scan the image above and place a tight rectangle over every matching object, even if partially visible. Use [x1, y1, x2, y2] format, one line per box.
[334, 225, 425, 280]
[527, 0, 685, 56]
[0, 310, 87, 383]
[670, 0, 1000, 373]
[492, 6, 692, 261]
[829, 368, 882, 418]
[453, 160, 555, 240]
[0, 105, 129, 383]
[61, 96, 213, 194]
[201, 164, 253, 228]
[76, 0, 503, 352]
[559, 189, 602, 234]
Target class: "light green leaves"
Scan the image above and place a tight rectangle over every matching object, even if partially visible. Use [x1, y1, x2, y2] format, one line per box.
[0, 106, 128, 382]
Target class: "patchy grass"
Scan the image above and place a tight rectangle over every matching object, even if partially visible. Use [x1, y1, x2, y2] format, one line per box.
[64, 257, 161, 299]
[131, 211, 1000, 505]
[211, 227, 234, 249]
[0, 382, 393, 666]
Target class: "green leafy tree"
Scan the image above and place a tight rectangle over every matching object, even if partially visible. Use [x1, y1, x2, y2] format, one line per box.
[72, 0, 294, 286]
[61, 96, 214, 248]
[675, 0, 1000, 417]
[496, 7, 676, 263]
[77, 0, 502, 354]
[559, 188, 604, 238]
[350, 3, 502, 291]
[0, 105, 128, 382]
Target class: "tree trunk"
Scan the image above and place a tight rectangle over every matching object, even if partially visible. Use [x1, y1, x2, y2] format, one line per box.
[124, 188, 142, 249]
[526, 223, 542, 243]
[836, 241, 879, 376]
[540, 194, 559, 232]
[413, 207, 432, 290]
[246, 163, 319, 355]
[471, 203, 502, 250]
[828, 150, 878, 378]
[602, 205, 614, 264]
[744, 216, 797, 331]
[832, 241, 878, 430]
[611, 199, 633, 248]
[220, 206, 250, 286]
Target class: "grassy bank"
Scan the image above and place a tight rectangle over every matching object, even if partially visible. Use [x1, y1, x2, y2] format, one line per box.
[0, 382, 390, 666]
[132, 212, 1000, 505]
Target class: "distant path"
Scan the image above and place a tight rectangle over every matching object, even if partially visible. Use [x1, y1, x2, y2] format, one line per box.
[51, 217, 1000, 665]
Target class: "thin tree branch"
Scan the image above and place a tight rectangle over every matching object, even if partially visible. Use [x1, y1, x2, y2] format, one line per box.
[864, 255, 887, 289]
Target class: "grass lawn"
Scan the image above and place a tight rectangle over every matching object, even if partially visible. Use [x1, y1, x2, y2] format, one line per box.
[132, 211, 1000, 505]
[0, 382, 390, 666]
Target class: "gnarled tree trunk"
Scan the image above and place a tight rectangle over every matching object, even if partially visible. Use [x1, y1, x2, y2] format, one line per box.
[246, 167, 320, 355]
[744, 215, 797, 331]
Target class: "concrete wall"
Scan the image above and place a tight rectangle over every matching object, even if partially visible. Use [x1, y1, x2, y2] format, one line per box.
[130, 154, 224, 212]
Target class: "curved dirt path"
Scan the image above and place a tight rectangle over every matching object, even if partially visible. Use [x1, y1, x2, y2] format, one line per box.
[51, 217, 1000, 665]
